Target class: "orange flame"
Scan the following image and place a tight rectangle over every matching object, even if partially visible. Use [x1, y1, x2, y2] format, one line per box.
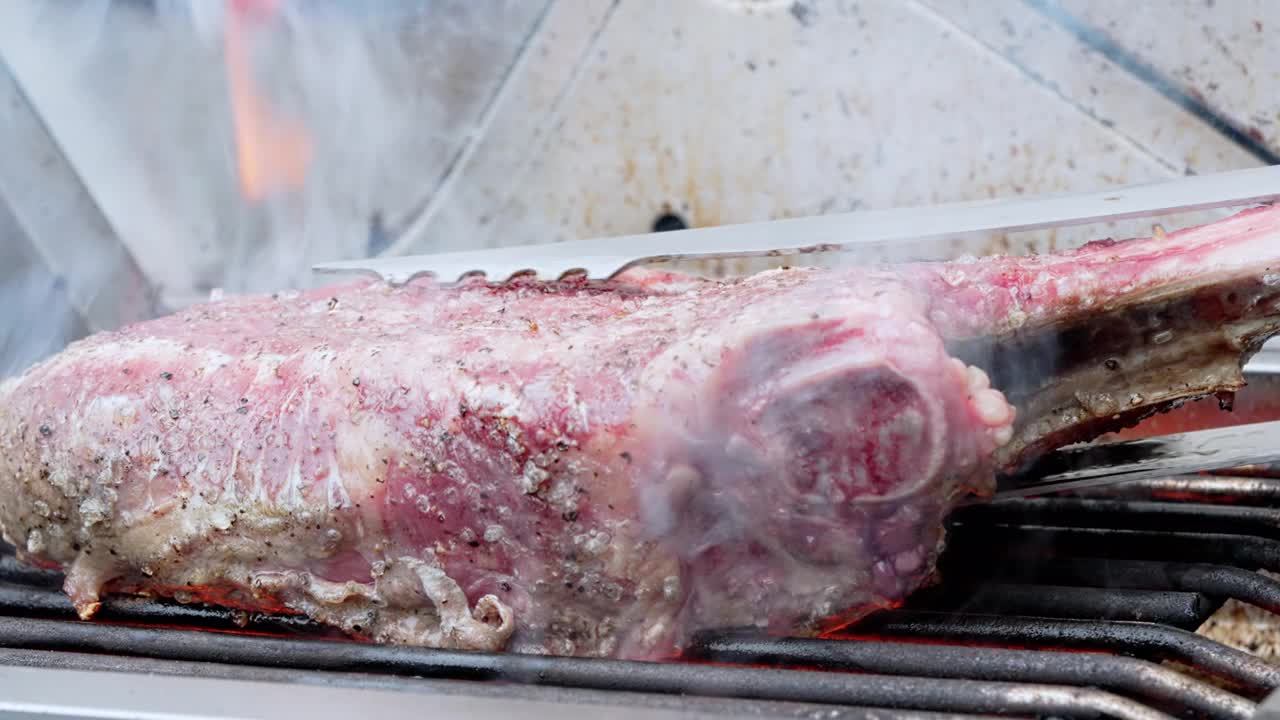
[224, 0, 311, 202]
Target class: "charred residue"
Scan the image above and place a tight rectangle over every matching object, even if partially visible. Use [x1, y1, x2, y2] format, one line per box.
[951, 277, 1280, 473]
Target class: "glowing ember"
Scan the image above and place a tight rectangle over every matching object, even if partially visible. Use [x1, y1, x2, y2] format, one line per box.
[224, 0, 311, 201]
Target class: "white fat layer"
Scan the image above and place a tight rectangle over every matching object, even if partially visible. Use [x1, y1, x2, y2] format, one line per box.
[459, 378, 523, 419]
[51, 337, 241, 376]
[408, 558, 514, 651]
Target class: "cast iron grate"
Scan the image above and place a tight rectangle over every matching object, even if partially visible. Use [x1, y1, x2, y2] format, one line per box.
[2, 475, 1280, 719]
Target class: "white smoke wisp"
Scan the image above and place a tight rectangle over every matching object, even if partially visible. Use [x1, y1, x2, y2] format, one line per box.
[0, 0, 547, 313]
[0, 252, 89, 379]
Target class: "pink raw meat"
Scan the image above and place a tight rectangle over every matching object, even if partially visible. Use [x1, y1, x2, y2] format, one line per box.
[1, 205, 1279, 658]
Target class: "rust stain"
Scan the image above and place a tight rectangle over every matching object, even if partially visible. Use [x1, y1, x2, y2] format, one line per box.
[686, 164, 724, 229]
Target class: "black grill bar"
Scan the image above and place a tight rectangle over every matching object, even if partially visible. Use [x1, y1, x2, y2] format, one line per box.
[0, 616, 1173, 720]
[851, 610, 1280, 696]
[954, 498, 1280, 539]
[946, 525, 1280, 572]
[0, 647, 1005, 720]
[687, 631, 1254, 720]
[1068, 476, 1280, 505]
[0, 572, 1246, 718]
[910, 581, 1215, 628]
[945, 556, 1280, 614]
[1218, 464, 1280, 479]
[0, 583, 320, 636]
[0, 555, 60, 588]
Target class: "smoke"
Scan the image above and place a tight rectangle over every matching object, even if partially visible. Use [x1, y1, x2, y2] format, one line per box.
[0, 240, 89, 378]
[0, 0, 547, 312]
[0, 38, 163, 376]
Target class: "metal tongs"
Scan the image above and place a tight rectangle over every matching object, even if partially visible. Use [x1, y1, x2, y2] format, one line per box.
[314, 165, 1280, 285]
[314, 166, 1280, 496]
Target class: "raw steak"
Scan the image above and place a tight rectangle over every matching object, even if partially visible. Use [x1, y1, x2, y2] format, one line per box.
[2, 206, 1280, 659]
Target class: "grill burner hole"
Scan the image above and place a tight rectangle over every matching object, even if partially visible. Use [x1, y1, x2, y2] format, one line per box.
[652, 212, 688, 233]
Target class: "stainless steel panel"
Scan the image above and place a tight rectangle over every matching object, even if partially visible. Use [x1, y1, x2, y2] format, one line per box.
[0, 651, 959, 720]
[0, 664, 716, 720]
[0, 0, 552, 306]
[0, 54, 159, 374]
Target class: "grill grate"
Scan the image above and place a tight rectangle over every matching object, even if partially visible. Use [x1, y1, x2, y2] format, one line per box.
[850, 610, 1280, 691]
[2, 475, 1280, 719]
[687, 631, 1253, 720]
